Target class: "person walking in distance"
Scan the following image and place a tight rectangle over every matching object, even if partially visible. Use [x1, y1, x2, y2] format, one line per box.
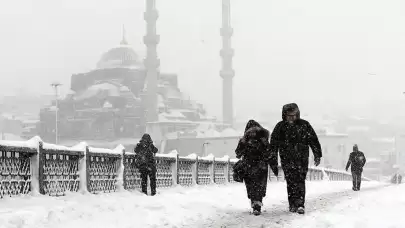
[135, 133, 158, 195]
[268, 103, 322, 214]
[235, 120, 278, 216]
[345, 144, 366, 191]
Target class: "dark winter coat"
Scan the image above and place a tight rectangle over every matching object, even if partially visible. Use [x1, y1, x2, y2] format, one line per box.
[268, 103, 322, 169]
[134, 134, 158, 169]
[235, 120, 271, 201]
[346, 151, 366, 172]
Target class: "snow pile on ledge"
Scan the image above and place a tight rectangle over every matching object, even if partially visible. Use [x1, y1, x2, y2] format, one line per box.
[88, 144, 124, 155]
[156, 150, 178, 159]
[215, 155, 230, 162]
[185, 153, 198, 160]
[199, 154, 214, 161]
[43, 143, 84, 152]
[0, 136, 41, 149]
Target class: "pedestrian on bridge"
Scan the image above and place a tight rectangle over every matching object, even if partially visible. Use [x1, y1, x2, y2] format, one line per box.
[134, 133, 159, 196]
[268, 103, 322, 214]
[235, 119, 277, 216]
[345, 144, 366, 191]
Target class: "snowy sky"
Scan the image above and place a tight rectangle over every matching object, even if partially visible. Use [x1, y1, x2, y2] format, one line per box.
[1, 0, 405, 120]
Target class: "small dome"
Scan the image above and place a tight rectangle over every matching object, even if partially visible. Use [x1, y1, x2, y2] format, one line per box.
[96, 27, 142, 69]
[97, 46, 141, 69]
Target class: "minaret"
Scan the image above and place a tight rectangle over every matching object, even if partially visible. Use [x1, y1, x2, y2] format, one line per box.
[144, 0, 160, 122]
[121, 24, 128, 45]
[220, 0, 235, 126]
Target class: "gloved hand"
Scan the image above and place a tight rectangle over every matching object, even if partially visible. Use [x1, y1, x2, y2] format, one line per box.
[314, 157, 321, 166]
[345, 168, 348, 172]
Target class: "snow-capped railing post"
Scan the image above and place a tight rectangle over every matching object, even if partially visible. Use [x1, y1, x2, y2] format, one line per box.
[30, 138, 42, 196]
[212, 157, 216, 184]
[37, 141, 45, 195]
[72, 142, 88, 194]
[225, 156, 230, 183]
[195, 156, 199, 184]
[85, 146, 91, 193]
[114, 145, 126, 192]
[209, 154, 215, 184]
[170, 151, 179, 186]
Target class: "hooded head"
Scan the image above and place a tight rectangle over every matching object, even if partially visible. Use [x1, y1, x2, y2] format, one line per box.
[243, 119, 269, 140]
[353, 144, 359, 152]
[140, 133, 153, 145]
[244, 119, 262, 133]
[282, 103, 300, 124]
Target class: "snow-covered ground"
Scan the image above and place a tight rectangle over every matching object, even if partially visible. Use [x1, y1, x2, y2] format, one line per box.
[0, 181, 388, 228]
[288, 184, 405, 228]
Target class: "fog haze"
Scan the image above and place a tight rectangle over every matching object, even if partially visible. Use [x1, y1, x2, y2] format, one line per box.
[1, 0, 405, 121]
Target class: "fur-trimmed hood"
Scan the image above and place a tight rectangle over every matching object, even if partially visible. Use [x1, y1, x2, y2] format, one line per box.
[243, 119, 269, 140]
[282, 103, 300, 121]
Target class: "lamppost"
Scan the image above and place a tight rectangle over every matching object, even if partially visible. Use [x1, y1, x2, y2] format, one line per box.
[51, 82, 61, 144]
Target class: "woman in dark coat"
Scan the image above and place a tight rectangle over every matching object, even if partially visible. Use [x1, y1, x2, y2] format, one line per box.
[135, 133, 158, 195]
[235, 120, 276, 215]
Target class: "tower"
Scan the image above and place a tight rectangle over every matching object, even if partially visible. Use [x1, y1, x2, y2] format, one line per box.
[121, 24, 128, 45]
[220, 0, 235, 126]
[144, 0, 160, 122]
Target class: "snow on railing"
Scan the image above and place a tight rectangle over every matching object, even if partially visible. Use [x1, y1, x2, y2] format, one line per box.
[0, 136, 365, 199]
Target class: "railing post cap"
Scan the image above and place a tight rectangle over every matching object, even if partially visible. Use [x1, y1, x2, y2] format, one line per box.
[169, 150, 178, 155]
[28, 136, 43, 147]
[114, 144, 125, 154]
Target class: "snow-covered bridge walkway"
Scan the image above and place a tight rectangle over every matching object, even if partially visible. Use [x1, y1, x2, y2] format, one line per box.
[0, 180, 395, 228]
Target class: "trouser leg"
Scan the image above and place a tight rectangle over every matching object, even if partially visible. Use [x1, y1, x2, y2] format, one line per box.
[140, 168, 148, 194]
[296, 168, 308, 208]
[356, 172, 362, 190]
[284, 167, 297, 209]
[149, 166, 157, 195]
[351, 171, 357, 190]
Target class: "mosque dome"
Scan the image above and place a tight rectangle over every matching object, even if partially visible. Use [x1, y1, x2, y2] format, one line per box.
[96, 26, 142, 69]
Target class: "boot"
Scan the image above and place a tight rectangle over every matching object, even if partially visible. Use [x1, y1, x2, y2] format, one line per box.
[289, 206, 298, 213]
[251, 201, 262, 216]
[252, 205, 261, 216]
[297, 207, 305, 214]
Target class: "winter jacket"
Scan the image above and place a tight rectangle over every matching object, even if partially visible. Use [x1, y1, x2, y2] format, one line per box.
[134, 134, 158, 169]
[235, 120, 278, 177]
[268, 103, 322, 168]
[346, 151, 366, 172]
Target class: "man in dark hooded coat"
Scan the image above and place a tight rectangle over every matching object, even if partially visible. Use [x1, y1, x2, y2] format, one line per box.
[345, 144, 366, 191]
[268, 103, 322, 214]
[235, 120, 278, 216]
[135, 133, 159, 195]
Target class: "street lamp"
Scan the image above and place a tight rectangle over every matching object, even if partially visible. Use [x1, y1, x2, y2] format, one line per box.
[50, 82, 62, 144]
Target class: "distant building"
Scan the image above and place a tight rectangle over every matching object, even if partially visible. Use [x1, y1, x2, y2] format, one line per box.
[311, 128, 350, 170]
[37, 32, 218, 144]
